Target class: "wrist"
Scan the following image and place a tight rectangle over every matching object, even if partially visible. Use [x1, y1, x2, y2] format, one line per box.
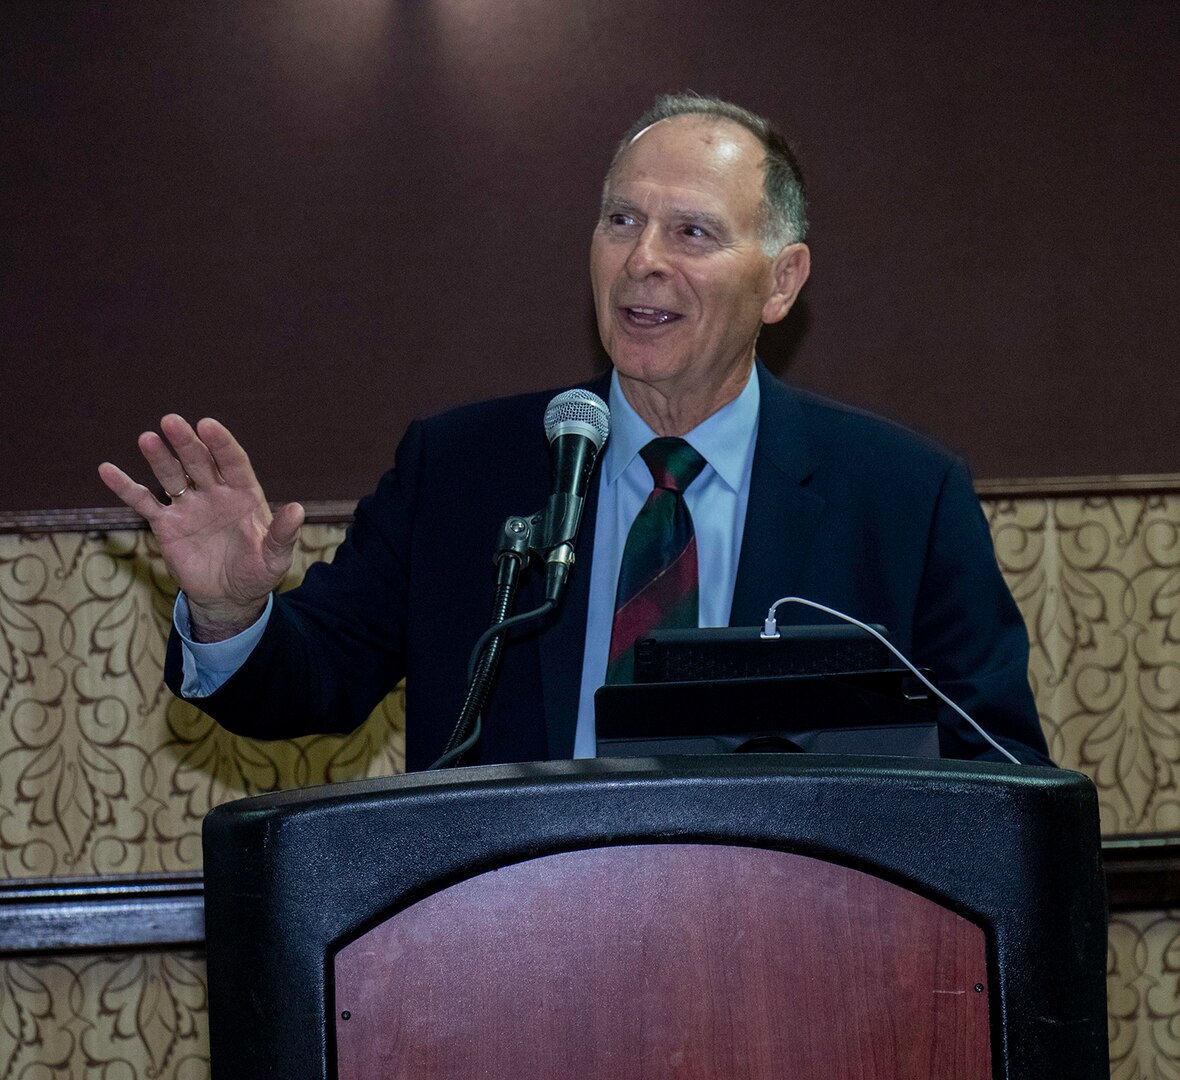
[186, 597, 268, 643]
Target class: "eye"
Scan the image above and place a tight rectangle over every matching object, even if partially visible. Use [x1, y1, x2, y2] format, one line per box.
[681, 223, 708, 239]
[607, 212, 637, 229]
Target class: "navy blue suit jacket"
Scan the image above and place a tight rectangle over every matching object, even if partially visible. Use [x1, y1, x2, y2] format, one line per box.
[166, 363, 1051, 769]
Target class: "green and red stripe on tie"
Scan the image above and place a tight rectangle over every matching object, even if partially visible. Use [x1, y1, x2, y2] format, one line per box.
[605, 437, 707, 684]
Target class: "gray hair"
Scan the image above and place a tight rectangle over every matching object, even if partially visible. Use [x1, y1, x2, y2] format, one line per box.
[606, 92, 809, 254]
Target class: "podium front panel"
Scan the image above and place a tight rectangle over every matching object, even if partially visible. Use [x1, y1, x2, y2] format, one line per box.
[334, 843, 991, 1080]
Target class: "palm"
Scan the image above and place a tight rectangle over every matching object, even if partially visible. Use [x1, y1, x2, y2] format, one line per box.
[151, 481, 280, 605]
[99, 415, 304, 636]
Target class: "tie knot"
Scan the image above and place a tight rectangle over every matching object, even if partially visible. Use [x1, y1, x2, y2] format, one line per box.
[640, 437, 706, 493]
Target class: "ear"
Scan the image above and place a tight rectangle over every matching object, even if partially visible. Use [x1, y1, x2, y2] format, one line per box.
[761, 243, 811, 325]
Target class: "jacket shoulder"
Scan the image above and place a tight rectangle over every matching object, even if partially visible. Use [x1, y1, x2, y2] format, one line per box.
[799, 385, 954, 457]
[415, 375, 612, 445]
[766, 378, 963, 487]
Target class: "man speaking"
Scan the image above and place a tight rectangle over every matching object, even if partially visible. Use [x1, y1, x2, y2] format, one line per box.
[98, 93, 1051, 769]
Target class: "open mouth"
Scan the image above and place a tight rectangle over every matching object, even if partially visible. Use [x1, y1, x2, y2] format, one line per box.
[621, 306, 682, 327]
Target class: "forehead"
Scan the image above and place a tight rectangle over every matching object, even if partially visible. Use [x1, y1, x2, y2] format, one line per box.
[606, 115, 766, 220]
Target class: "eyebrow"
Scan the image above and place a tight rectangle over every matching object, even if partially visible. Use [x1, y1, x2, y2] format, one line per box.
[674, 209, 730, 235]
[601, 198, 731, 236]
[600, 196, 642, 217]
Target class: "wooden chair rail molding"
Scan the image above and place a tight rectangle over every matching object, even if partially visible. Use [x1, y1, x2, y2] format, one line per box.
[973, 474, 1180, 497]
[0, 873, 205, 955]
[0, 833, 1177, 957]
[0, 501, 360, 534]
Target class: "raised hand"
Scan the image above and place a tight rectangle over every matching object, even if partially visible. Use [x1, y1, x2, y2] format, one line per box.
[98, 415, 305, 642]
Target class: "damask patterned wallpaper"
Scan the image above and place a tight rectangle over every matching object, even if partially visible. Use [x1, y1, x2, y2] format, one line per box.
[3, 494, 1178, 872]
[2, 492, 1179, 1078]
[1108, 909, 1180, 1079]
[0, 525, 404, 879]
[1, 951, 208, 1079]
[986, 494, 1180, 833]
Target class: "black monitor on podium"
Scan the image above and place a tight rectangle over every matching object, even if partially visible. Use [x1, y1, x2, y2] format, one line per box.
[596, 623, 942, 757]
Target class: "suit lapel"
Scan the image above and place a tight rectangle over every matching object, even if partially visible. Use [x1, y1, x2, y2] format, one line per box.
[730, 363, 826, 625]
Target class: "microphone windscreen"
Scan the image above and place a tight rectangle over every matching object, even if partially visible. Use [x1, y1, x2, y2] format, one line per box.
[544, 389, 610, 449]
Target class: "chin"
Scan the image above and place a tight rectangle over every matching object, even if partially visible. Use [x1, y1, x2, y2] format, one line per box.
[607, 344, 691, 386]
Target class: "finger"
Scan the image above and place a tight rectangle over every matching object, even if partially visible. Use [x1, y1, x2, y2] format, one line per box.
[158, 414, 222, 490]
[137, 430, 192, 498]
[98, 462, 164, 522]
[194, 417, 259, 490]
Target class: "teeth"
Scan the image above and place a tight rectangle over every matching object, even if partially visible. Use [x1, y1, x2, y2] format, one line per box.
[624, 305, 678, 325]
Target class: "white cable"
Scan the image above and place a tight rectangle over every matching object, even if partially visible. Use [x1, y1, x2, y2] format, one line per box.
[761, 596, 1021, 766]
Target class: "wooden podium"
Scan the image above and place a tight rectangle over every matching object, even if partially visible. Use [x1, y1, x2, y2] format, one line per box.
[202, 756, 1108, 1078]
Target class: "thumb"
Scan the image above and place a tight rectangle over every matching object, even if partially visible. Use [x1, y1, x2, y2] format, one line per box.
[263, 502, 305, 566]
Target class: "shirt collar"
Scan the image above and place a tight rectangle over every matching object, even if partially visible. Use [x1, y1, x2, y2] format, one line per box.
[603, 365, 761, 492]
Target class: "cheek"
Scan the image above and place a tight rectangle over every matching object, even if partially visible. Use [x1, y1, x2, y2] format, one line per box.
[589, 235, 620, 275]
[693, 273, 754, 317]
[590, 258, 617, 302]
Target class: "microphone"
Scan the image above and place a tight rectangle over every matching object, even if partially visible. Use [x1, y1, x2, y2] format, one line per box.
[539, 389, 610, 603]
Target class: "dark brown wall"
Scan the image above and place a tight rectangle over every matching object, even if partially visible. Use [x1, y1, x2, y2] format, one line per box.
[3, 0, 1177, 511]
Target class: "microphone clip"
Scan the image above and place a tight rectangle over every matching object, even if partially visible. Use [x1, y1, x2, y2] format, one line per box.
[493, 512, 574, 605]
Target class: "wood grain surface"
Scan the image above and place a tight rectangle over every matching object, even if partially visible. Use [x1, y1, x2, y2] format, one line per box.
[334, 843, 990, 1080]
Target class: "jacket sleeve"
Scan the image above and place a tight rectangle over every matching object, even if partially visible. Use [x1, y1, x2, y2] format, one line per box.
[163, 419, 428, 740]
[913, 459, 1052, 765]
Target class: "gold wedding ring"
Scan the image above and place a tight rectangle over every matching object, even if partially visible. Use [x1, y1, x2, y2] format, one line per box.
[165, 483, 190, 499]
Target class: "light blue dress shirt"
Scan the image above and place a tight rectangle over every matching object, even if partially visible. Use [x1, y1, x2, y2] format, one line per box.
[177, 367, 762, 758]
[175, 592, 272, 698]
[572, 367, 760, 756]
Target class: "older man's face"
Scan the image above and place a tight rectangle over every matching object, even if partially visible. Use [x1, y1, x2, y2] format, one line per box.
[591, 116, 784, 413]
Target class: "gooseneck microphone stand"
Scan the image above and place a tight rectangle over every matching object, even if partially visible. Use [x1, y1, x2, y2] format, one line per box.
[429, 513, 556, 770]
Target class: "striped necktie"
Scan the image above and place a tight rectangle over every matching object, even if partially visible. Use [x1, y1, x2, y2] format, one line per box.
[606, 437, 707, 684]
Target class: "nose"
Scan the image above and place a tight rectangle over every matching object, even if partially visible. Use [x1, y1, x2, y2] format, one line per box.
[623, 223, 670, 280]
